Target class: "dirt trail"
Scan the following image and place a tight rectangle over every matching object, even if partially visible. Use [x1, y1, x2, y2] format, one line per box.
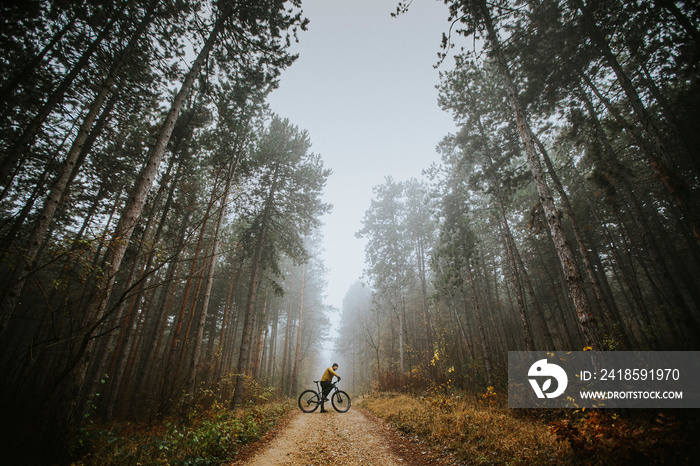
[233, 406, 448, 466]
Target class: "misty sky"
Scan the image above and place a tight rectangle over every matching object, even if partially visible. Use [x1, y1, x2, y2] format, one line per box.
[267, 0, 457, 313]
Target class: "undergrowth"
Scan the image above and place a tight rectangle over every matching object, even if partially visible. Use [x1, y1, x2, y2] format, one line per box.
[70, 399, 294, 465]
[362, 390, 699, 465]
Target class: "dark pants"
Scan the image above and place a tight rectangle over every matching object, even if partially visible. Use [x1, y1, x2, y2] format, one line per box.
[320, 380, 332, 409]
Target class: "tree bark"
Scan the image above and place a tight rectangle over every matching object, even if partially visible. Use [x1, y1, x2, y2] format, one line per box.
[575, 0, 700, 243]
[466, 259, 492, 386]
[167, 179, 219, 391]
[231, 166, 279, 407]
[186, 169, 235, 397]
[476, 0, 603, 349]
[0, 2, 125, 195]
[280, 297, 293, 395]
[579, 79, 700, 346]
[535, 137, 630, 346]
[43, 8, 233, 452]
[0, 2, 151, 337]
[290, 263, 305, 396]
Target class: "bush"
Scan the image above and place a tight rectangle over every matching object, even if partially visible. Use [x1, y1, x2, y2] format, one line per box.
[362, 391, 571, 465]
[363, 391, 700, 465]
[71, 399, 294, 465]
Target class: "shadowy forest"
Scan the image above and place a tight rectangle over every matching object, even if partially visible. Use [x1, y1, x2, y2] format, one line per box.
[0, 0, 334, 461]
[337, 0, 700, 394]
[1, 0, 700, 463]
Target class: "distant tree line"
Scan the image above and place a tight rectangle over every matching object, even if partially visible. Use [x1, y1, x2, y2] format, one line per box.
[337, 0, 700, 394]
[0, 0, 332, 460]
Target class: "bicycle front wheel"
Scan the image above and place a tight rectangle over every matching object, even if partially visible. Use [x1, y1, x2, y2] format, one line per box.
[298, 389, 320, 413]
[331, 389, 351, 413]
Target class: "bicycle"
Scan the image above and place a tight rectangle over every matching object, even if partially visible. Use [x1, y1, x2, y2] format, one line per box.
[298, 378, 351, 413]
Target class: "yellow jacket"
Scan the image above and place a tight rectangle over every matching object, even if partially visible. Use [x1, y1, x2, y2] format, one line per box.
[321, 366, 339, 382]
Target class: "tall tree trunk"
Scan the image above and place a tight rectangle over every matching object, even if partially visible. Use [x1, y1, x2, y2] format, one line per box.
[267, 306, 279, 381]
[257, 321, 270, 381]
[497, 204, 535, 350]
[83, 149, 176, 419]
[173, 235, 213, 391]
[398, 293, 406, 374]
[579, 80, 700, 346]
[466, 259, 492, 386]
[129, 178, 190, 417]
[0, 2, 147, 337]
[476, 0, 603, 349]
[214, 256, 238, 384]
[42, 9, 233, 455]
[250, 295, 267, 380]
[0, 2, 124, 195]
[290, 264, 305, 396]
[186, 170, 235, 397]
[437, 261, 472, 362]
[167, 183, 218, 391]
[280, 297, 293, 395]
[231, 167, 279, 407]
[416, 235, 434, 362]
[657, 0, 700, 43]
[514, 238, 556, 349]
[535, 137, 629, 347]
[475, 115, 535, 350]
[575, 0, 700, 243]
[0, 16, 77, 100]
[251, 299, 268, 380]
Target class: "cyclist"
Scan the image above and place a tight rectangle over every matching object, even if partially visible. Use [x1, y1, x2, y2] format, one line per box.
[319, 363, 340, 412]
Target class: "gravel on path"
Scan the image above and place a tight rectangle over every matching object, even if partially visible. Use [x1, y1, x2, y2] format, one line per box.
[231, 406, 454, 465]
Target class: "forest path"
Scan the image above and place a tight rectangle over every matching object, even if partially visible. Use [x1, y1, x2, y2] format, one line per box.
[232, 405, 449, 465]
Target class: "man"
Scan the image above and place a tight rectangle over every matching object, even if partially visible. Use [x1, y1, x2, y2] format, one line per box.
[320, 363, 340, 413]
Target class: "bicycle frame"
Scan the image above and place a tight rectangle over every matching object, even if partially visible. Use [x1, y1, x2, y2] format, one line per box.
[313, 379, 337, 398]
[298, 377, 351, 413]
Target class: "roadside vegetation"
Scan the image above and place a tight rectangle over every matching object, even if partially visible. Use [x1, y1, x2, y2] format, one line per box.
[69, 381, 700, 465]
[70, 392, 293, 465]
[361, 390, 700, 465]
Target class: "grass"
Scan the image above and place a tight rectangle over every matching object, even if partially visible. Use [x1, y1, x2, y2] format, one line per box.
[70, 399, 294, 465]
[361, 390, 700, 465]
[362, 391, 570, 464]
[70, 388, 700, 465]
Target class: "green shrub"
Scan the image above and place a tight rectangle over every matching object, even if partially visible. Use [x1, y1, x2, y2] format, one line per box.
[71, 399, 294, 465]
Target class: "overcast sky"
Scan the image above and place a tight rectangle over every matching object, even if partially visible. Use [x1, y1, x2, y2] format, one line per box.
[267, 0, 457, 314]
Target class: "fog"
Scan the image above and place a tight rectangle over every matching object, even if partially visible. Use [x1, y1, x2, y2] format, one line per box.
[267, 0, 457, 314]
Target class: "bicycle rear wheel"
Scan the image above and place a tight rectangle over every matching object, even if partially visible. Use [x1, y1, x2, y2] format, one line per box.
[331, 389, 351, 413]
[298, 389, 320, 413]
